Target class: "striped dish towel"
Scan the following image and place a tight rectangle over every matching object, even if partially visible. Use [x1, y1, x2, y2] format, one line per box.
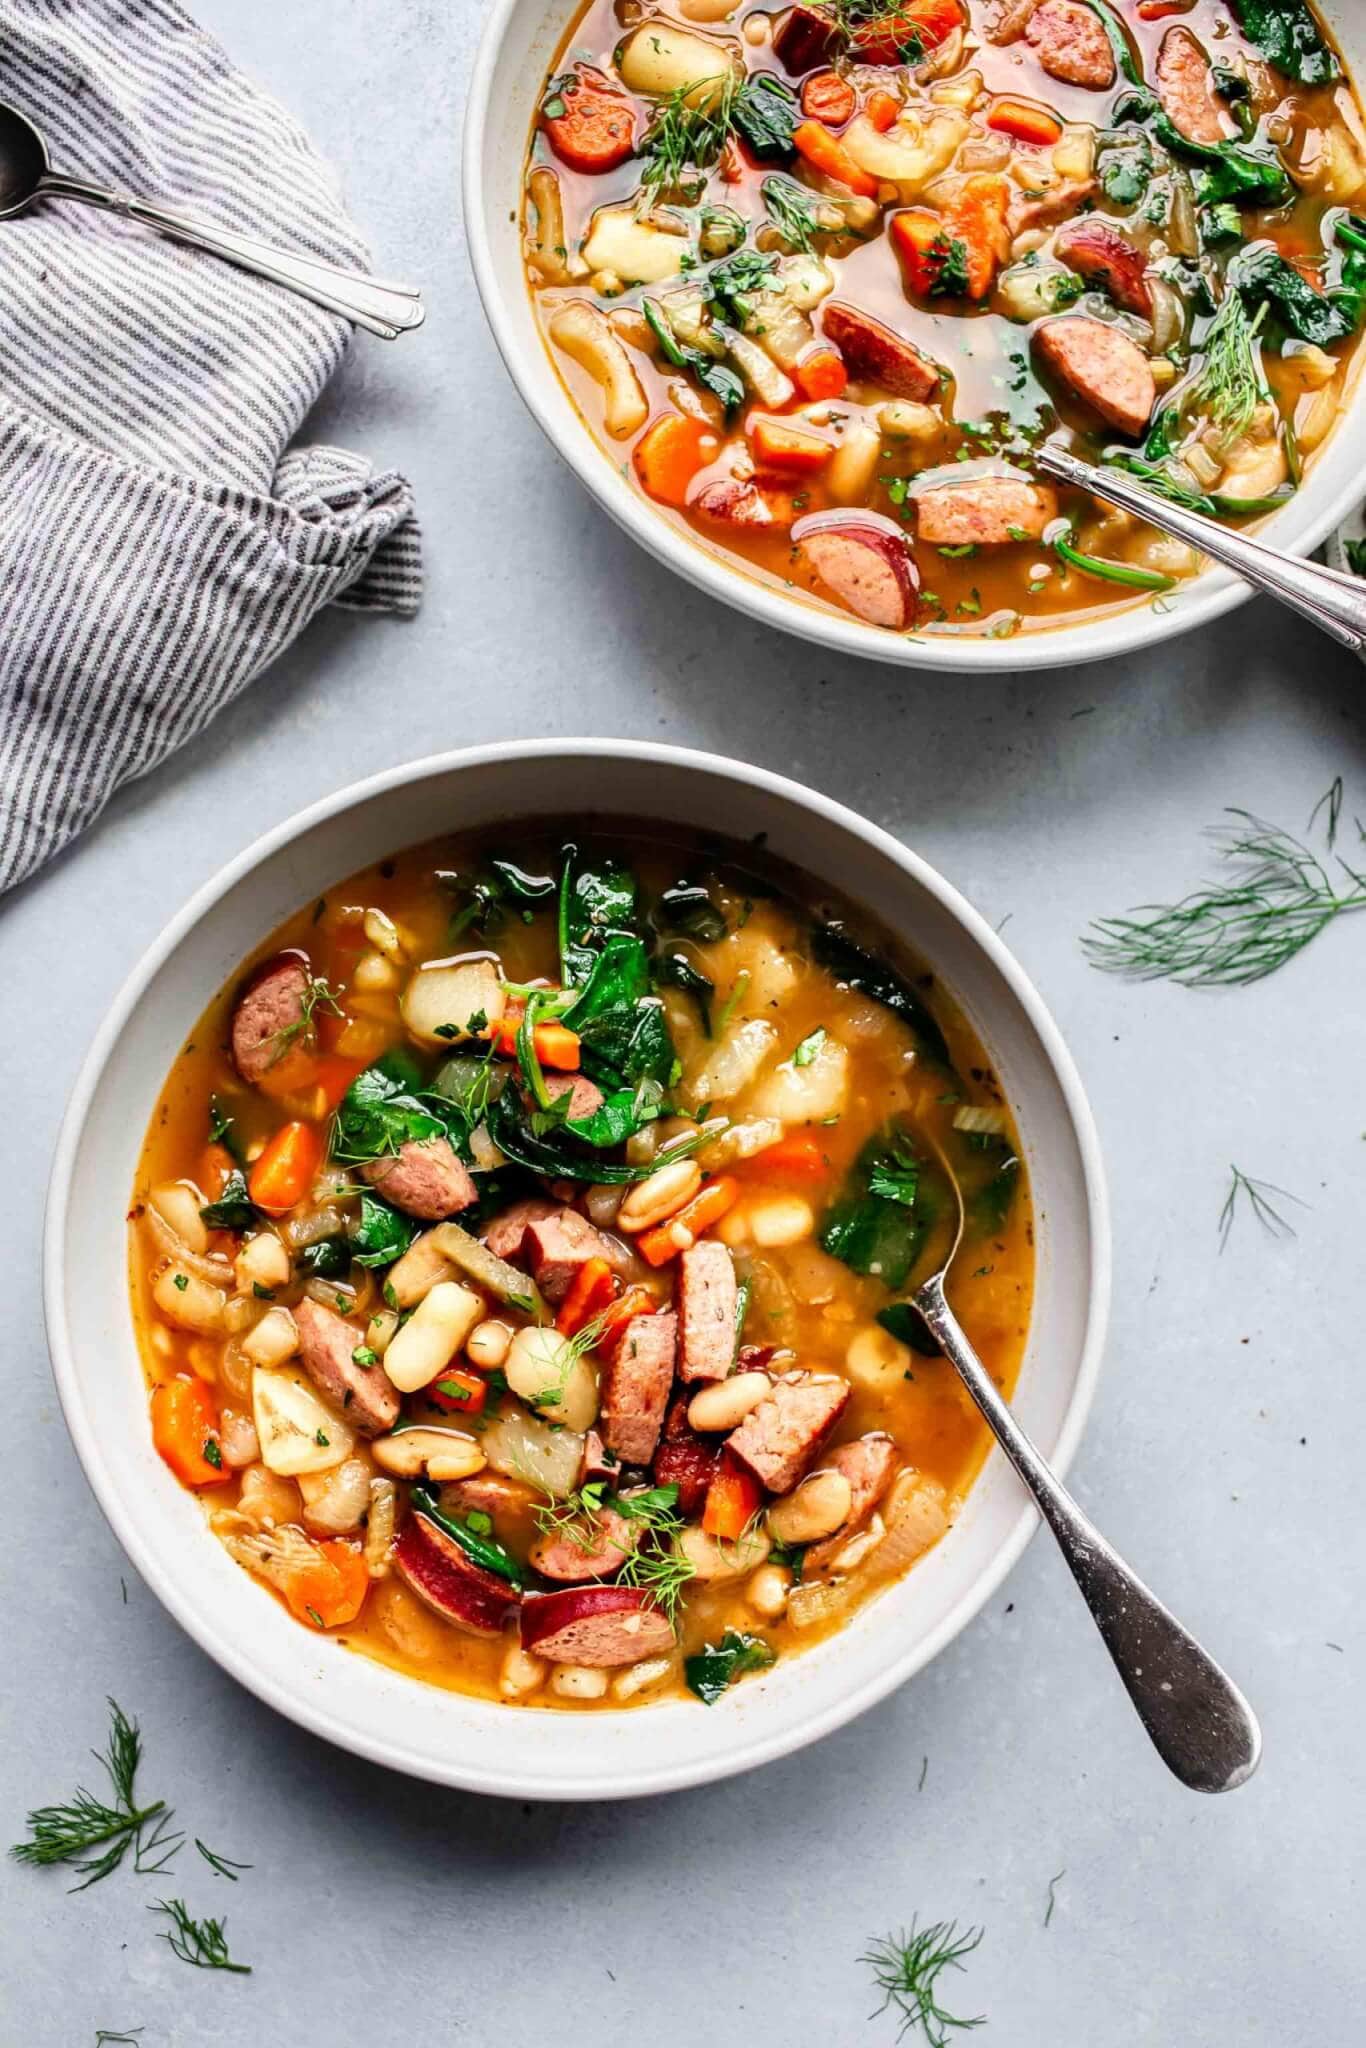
[0, 0, 422, 894]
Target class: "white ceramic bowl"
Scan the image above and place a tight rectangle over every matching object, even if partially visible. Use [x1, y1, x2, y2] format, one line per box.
[464, 1, 1366, 672]
[46, 742, 1109, 1798]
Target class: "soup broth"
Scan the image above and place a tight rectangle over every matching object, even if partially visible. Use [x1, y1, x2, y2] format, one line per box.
[130, 827, 1032, 1710]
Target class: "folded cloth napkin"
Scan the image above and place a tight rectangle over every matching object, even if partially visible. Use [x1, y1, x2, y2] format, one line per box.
[0, 0, 422, 894]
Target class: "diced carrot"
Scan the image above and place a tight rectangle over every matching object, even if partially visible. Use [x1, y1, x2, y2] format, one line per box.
[1136, 0, 1192, 17]
[556, 1257, 620, 1337]
[314, 1052, 368, 1112]
[198, 1141, 237, 1197]
[703, 1453, 764, 1541]
[794, 347, 848, 401]
[282, 1538, 369, 1630]
[943, 172, 1011, 300]
[487, 1012, 581, 1070]
[427, 1369, 489, 1418]
[745, 1131, 831, 1178]
[865, 88, 901, 133]
[792, 119, 880, 199]
[720, 134, 750, 184]
[889, 207, 949, 296]
[852, 0, 963, 65]
[638, 1176, 741, 1267]
[633, 413, 719, 509]
[987, 97, 1063, 148]
[801, 70, 856, 125]
[599, 1284, 658, 1354]
[542, 65, 637, 174]
[248, 1120, 322, 1216]
[748, 415, 833, 476]
[151, 1376, 224, 1489]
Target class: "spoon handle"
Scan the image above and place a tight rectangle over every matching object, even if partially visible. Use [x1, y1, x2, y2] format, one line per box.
[913, 1274, 1261, 1794]
[1037, 443, 1366, 655]
[38, 173, 424, 339]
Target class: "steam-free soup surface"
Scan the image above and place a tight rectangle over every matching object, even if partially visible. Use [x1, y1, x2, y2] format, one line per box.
[523, 0, 1366, 639]
[131, 828, 1031, 1710]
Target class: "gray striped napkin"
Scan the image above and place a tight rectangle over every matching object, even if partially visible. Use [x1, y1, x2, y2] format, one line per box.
[0, 0, 422, 894]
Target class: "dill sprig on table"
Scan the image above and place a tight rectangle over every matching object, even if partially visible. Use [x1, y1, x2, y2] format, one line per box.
[151, 1898, 251, 1973]
[1083, 797, 1366, 986]
[1218, 1165, 1305, 1250]
[861, 1921, 986, 2045]
[195, 1837, 253, 1881]
[10, 1700, 180, 1891]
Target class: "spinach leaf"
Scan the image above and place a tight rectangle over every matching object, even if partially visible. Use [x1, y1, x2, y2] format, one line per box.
[411, 1483, 525, 1588]
[732, 73, 798, 159]
[440, 856, 555, 938]
[1191, 141, 1291, 207]
[1228, 0, 1338, 86]
[654, 881, 728, 943]
[489, 1090, 692, 1183]
[877, 1301, 942, 1359]
[488, 857, 556, 906]
[331, 1050, 453, 1165]
[566, 931, 680, 1090]
[967, 1137, 1020, 1236]
[703, 248, 779, 325]
[684, 1629, 776, 1704]
[1097, 130, 1153, 207]
[653, 950, 714, 1035]
[1227, 243, 1356, 346]
[810, 921, 950, 1066]
[568, 930, 651, 1020]
[208, 1096, 247, 1167]
[351, 1193, 418, 1269]
[297, 1237, 351, 1280]
[558, 847, 638, 985]
[820, 1129, 929, 1293]
[199, 1170, 258, 1233]
[641, 298, 745, 417]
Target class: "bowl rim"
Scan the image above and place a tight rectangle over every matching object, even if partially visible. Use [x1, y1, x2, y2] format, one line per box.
[44, 739, 1112, 1796]
[462, 0, 1366, 674]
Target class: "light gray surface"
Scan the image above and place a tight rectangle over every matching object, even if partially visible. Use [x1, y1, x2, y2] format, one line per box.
[2, 3, 1362, 2040]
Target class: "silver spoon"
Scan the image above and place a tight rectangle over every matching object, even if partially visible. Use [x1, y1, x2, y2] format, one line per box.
[905, 1138, 1261, 1794]
[1037, 442, 1366, 656]
[0, 100, 423, 340]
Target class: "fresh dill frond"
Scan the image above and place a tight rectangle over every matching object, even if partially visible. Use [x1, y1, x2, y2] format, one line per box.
[10, 1700, 173, 1891]
[151, 1898, 251, 1973]
[1218, 1165, 1305, 1251]
[861, 1921, 986, 2046]
[133, 1808, 184, 1876]
[1170, 294, 1268, 454]
[1083, 804, 1366, 986]
[1044, 1869, 1065, 1928]
[95, 2032, 144, 2046]
[761, 172, 821, 253]
[530, 1477, 613, 1548]
[639, 70, 739, 198]
[195, 1838, 252, 1881]
[613, 1483, 694, 1620]
[528, 1306, 617, 1410]
[269, 973, 342, 1064]
[1309, 774, 1343, 849]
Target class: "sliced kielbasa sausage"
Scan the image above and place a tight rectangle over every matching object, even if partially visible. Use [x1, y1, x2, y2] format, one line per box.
[520, 1585, 676, 1667]
[821, 303, 940, 400]
[362, 1136, 477, 1220]
[231, 954, 310, 1086]
[914, 475, 1058, 547]
[394, 1512, 518, 1637]
[293, 1297, 399, 1437]
[677, 1240, 739, 1383]
[1025, 0, 1115, 89]
[601, 1310, 677, 1466]
[1033, 315, 1156, 437]
[1156, 26, 1232, 146]
[727, 1375, 850, 1494]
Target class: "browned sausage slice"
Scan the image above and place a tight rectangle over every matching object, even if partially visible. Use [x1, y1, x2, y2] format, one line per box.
[1156, 26, 1232, 146]
[293, 1297, 399, 1437]
[1033, 315, 1155, 437]
[821, 303, 939, 400]
[1025, 0, 1115, 88]
[231, 954, 310, 1086]
[727, 1376, 850, 1494]
[653, 1395, 719, 1514]
[542, 1071, 607, 1122]
[394, 1511, 518, 1637]
[804, 1434, 898, 1574]
[772, 3, 841, 72]
[523, 1207, 628, 1302]
[914, 475, 1058, 547]
[677, 1240, 739, 1384]
[1054, 218, 1152, 317]
[528, 1503, 637, 1583]
[601, 1310, 677, 1465]
[362, 1136, 477, 1220]
[520, 1585, 675, 1666]
[1008, 176, 1097, 236]
[694, 477, 787, 528]
[795, 518, 919, 629]
[482, 1196, 559, 1262]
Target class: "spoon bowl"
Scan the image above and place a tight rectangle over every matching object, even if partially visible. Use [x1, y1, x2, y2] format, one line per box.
[0, 101, 47, 220]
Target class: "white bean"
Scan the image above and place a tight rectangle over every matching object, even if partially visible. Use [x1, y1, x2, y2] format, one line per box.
[618, 1157, 703, 1231]
[363, 907, 406, 961]
[351, 948, 400, 993]
[371, 1429, 486, 1481]
[466, 1318, 512, 1370]
[551, 1663, 609, 1700]
[687, 1372, 772, 1433]
[767, 1469, 854, 1545]
[611, 1655, 676, 1700]
[504, 1325, 599, 1433]
[845, 1323, 912, 1390]
[678, 1523, 771, 1581]
[151, 1182, 208, 1256]
[153, 1265, 227, 1334]
[382, 1281, 483, 1394]
[500, 1644, 548, 1699]
[746, 1563, 792, 1620]
[748, 1195, 815, 1248]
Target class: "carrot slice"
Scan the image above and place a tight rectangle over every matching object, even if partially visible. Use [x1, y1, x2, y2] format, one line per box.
[794, 346, 848, 401]
[556, 1257, 620, 1337]
[1136, 0, 1192, 17]
[151, 1376, 223, 1489]
[703, 1453, 764, 1541]
[942, 172, 1011, 301]
[487, 1013, 581, 1070]
[801, 70, 856, 125]
[283, 1539, 369, 1630]
[792, 119, 880, 199]
[248, 1120, 322, 1216]
[865, 88, 902, 133]
[852, 0, 963, 65]
[637, 1176, 740, 1268]
[633, 413, 718, 509]
[598, 1284, 658, 1357]
[748, 415, 833, 476]
[427, 1368, 489, 1418]
[746, 1131, 831, 1178]
[987, 98, 1063, 147]
[542, 65, 637, 174]
[889, 207, 949, 296]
